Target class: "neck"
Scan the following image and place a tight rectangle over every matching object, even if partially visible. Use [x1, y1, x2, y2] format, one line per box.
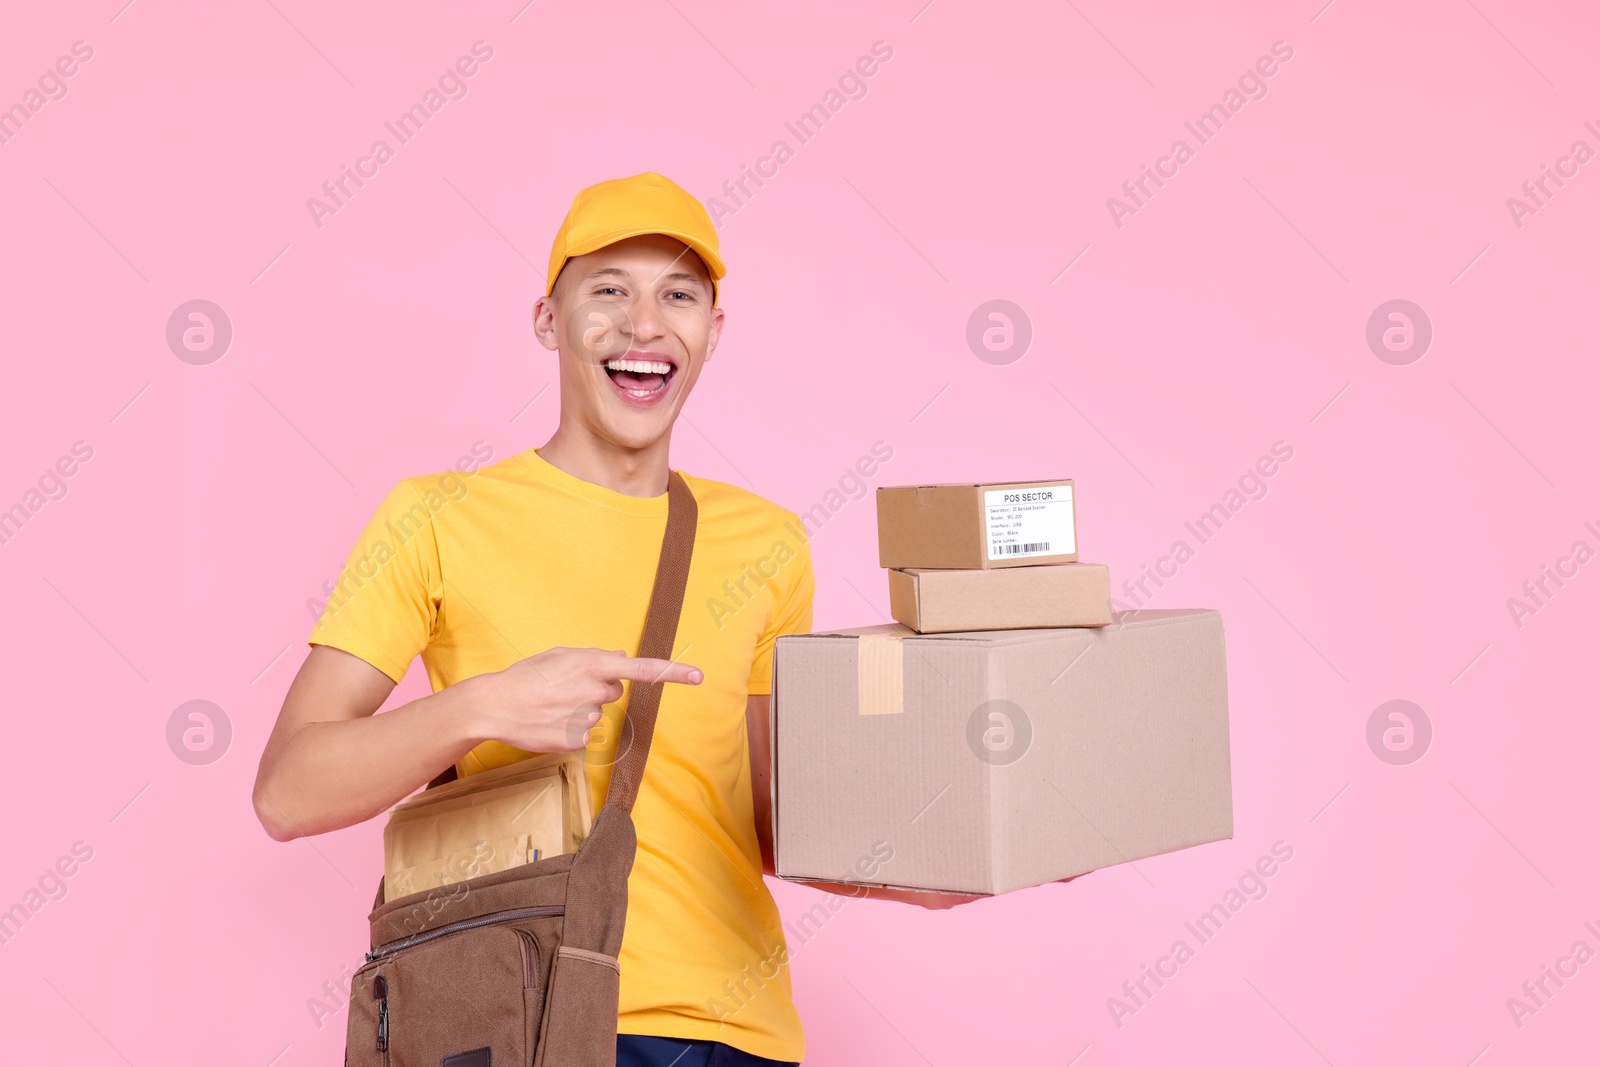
[537, 425, 672, 498]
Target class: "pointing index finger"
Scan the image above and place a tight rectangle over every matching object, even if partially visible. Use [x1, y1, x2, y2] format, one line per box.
[596, 653, 703, 686]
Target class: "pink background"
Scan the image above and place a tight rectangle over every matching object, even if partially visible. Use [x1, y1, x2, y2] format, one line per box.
[2, 0, 1596, 1063]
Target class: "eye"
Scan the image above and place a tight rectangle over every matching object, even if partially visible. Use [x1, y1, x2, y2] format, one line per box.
[593, 286, 623, 297]
[667, 291, 693, 302]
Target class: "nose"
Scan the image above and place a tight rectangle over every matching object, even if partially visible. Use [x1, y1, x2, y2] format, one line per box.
[626, 291, 666, 345]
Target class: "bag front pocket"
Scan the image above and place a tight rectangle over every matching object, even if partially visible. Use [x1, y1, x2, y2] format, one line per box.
[532, 946, 621, 1066]
[347, 913, 562, 1067]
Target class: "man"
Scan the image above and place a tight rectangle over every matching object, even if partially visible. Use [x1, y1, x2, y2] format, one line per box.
[253, 172, 978, 1067]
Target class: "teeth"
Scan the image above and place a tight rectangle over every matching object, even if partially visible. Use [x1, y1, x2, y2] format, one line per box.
[605, 357, 674, 374]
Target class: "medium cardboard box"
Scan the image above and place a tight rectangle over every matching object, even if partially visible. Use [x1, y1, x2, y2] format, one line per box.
[771, 609, 1232, 896]
[877, 479, 1078, 570]
[888, 562, 1113, 633]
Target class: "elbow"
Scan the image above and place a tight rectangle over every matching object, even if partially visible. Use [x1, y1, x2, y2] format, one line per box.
[252, 778, 301, 842]
[255, 805, 299, 843]
[260, 818, 298, 843]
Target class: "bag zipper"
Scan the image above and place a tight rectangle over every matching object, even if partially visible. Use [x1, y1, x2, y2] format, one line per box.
[516, 928, 539, 988]
[364, 905, 564, 963]
[373, 974, 390, 1059]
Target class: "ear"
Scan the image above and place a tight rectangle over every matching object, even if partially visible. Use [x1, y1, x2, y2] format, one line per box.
[702, 304, 726, 363]
[532, 293, 561, 353]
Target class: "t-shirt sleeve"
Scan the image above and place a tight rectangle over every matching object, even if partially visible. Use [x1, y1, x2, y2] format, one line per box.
[746, 520, 814, 696]
[307, 478, 443, 684]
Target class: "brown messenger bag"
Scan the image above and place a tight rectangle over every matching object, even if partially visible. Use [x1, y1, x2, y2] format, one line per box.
[345, 470, 698, 1067]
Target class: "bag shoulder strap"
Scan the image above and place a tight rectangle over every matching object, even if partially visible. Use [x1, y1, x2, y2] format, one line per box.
[423, 469, 697, 807]
[601, 468, 697, 813]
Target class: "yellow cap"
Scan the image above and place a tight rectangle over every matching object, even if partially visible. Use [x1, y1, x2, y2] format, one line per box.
[546, 172, 725, 307]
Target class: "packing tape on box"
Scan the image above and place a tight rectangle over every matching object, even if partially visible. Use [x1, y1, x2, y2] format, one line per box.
[857, 630, 907, 715]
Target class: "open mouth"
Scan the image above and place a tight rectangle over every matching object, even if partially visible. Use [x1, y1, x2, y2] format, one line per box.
[603, 353, 679, 406]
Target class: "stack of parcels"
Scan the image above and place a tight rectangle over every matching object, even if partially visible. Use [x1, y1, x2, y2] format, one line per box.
[877, 478, 1109, 631]
[770, 478, 1233, 897]
[382, 752, 593, 900]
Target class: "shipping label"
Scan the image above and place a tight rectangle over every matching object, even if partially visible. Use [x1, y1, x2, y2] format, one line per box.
[983, 485, 1075, 560]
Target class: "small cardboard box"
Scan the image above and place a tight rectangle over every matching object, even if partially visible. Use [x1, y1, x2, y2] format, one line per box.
[888, 562, 1113, 633]
[877, 479, 1078, 570]
[771, 609, 1232, 896]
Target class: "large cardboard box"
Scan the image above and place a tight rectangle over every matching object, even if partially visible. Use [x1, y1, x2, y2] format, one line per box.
[877, 479, 1078, 569]
[771, 609, 1232, 895]
[888, 562, 1113, 633]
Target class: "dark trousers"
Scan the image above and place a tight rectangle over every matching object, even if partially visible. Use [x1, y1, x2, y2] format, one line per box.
[617, 1033, 800, 1066]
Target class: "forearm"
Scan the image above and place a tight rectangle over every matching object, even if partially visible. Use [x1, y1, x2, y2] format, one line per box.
[789, 878, 906, 903]
[254, 678, 487, 841]
[785, 876, 983, 908]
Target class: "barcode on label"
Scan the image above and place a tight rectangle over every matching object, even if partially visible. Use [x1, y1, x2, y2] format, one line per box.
[993, 541, 1050, 555]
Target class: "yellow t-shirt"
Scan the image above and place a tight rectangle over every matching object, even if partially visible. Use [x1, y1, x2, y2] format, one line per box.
[306, 446, 814, 1062]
